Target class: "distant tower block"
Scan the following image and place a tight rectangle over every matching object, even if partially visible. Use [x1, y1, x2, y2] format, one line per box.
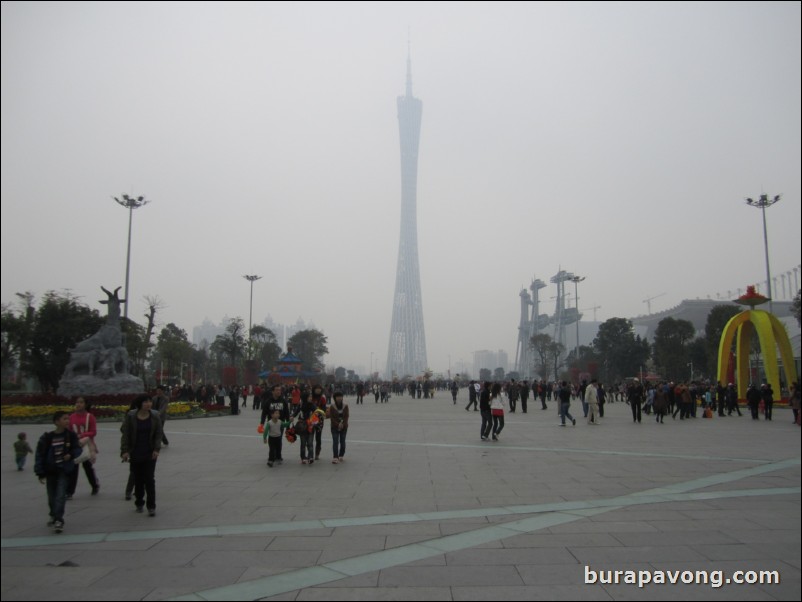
[514, 288, 533, 377]
[386, 51, 428, 379]
[551, 270, 575, 363]
[514, 277, 547, 378]
[530, 278, 547, 335]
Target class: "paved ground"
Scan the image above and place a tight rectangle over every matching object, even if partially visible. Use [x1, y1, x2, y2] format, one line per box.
[1, 394, 800, 601]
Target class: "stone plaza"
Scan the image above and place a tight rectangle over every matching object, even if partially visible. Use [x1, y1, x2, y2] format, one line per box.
[1, 394, 800, 600]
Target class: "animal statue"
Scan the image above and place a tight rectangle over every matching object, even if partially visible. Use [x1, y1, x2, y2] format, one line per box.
[71, 286, 125, 354]
[63, 350, 100, 378]
[97, 346, 129, 377]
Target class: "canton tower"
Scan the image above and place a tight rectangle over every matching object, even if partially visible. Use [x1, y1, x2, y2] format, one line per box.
[386, 52, 428, 379]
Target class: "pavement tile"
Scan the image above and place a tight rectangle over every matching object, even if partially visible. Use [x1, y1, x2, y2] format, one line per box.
[501, 532, 624, 548]
[569, 545, 709, 564]
[444, 546, 578, 565]
[1, 585, 153, 601]
[692, 543, 777, 561]
[296, 586, 453, 600]
[150, 535, 273, 550]
[266, 535, 385, 551]
[2, 399, 799, 601]
[612, 531, 740, 547]
[452, 585, 614, 600]
[189, 549, 323, 568]
[378, 565, 523, 587]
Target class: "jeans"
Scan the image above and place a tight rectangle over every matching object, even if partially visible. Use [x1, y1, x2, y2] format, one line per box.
[480, 409, 492, 438]
[492, 413, 504, 436]
[314, 428, 324, 458]
[332, 428, 347, 458]
[560, 402, 574, 425]
[130, 458, 157, 510]
[299, 433, 313, 461]
[46, 469, 70, 521]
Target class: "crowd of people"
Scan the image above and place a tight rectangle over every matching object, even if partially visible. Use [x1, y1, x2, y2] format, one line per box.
[460, 377, 801, 436]
[19, 376, 799, 535]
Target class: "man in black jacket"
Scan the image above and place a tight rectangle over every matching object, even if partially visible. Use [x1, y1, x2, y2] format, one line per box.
[479, 381, 492, 439]
[261, 384, 290, 426]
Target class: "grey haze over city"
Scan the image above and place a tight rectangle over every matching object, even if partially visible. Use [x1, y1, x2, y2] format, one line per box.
[2, 2, 800, 377]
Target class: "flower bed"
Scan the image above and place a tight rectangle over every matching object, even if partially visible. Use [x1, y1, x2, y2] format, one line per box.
[0, 394, 229, 424]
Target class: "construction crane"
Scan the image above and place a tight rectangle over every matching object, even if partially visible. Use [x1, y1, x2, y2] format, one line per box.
[582, 305, 602, 322]
[643, 293, 666, 315]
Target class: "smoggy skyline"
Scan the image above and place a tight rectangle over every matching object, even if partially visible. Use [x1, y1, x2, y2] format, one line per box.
[2, 2, 800, 375]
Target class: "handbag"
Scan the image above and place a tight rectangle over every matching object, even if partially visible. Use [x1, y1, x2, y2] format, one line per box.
[75, 414, 98, 463]
[74, 446, 92, 464]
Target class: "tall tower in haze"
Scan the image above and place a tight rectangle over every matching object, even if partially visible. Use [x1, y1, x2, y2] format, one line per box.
[386, 52, 428, 379]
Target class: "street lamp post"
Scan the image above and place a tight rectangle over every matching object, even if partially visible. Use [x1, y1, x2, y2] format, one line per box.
[570, 275, 585, 366]
[113, 194, 150, 321]
[243, 275, 262, 359]
[745, 194, 780, 313]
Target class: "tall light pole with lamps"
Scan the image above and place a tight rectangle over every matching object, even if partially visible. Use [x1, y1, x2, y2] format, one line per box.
[570, 275, 585, 366]
[113, 194, 150, 321]
[745, 194, 780, 313]
[243, 275, 262, 359]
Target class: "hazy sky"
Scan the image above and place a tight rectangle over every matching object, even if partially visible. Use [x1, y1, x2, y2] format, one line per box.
[2, 1, 800, 376]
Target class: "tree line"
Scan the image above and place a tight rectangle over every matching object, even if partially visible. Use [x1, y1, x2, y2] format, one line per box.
[528, 294, 800, 384]
[1, 290, 328, 392]
[3, 289, 799, 391]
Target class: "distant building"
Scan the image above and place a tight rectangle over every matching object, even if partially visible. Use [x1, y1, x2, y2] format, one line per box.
[194, 315, 317, 351]
[630, 299, 795, 341]
[473, 349, 509, 377]
[192, 318, 224, 348]
[285, 317, 317, 350]
[498, 349, 509, 373]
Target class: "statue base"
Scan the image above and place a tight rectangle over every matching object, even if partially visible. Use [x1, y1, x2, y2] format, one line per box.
[58, 374, 145, 397]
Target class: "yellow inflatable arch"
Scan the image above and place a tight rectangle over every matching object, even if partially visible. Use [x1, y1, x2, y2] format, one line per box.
[717, 309, 797, 400]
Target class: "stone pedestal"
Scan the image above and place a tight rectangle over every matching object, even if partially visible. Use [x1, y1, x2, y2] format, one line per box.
[58, 374, 144, 397]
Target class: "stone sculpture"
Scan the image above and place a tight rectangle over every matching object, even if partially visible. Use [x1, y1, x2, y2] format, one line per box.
[58, 286, 144, 396]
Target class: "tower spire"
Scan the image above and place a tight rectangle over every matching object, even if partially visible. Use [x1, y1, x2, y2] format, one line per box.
[406, 33, 413, 97]
[387, 50, 426, 379]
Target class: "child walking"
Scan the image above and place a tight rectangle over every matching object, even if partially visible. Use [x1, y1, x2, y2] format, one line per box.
[265, 410, 284, 467]
[35, 411, 82, 533]
[14, 432, 33, 471]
